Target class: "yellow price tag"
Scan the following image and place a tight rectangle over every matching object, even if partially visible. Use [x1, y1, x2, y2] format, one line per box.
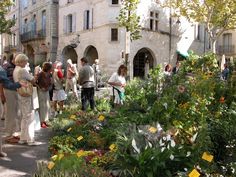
[67, 127, 72, 132]
[109, 144, 116, 151]
[188, 169, 200, 177]
[70, 115, 77, 120]
[202, 152, 214, 162]
[77, 150, 84, 158]
[47, 161, 55, 170]
[77, 136, 83, 141]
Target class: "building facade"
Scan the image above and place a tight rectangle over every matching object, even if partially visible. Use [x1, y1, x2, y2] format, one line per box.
[1, 0, 21, 60]
[19, 0, 59, 67]
[216, 30, 236, 61]
[58, 0, 208, 78]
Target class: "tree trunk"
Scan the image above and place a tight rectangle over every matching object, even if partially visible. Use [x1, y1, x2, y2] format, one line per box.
[212, 39, 217, 54]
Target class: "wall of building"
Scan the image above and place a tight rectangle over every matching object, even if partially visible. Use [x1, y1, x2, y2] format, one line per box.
[58, 0, 208, 78]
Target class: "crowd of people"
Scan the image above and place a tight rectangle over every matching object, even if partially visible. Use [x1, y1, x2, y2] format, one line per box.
[0, 53, 128, 157]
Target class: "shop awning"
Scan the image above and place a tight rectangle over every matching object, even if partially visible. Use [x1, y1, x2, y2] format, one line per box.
[176, 50, 189, 58]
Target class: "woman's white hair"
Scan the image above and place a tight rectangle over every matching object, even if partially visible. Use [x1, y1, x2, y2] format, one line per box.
[15, 54, 29, 64]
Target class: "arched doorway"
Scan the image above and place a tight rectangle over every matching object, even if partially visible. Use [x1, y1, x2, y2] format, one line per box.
[24, 45, 35, 70]
[62, 45, 78, 65]
[133, 48, 155, 78]
[84, 45, 98, 65]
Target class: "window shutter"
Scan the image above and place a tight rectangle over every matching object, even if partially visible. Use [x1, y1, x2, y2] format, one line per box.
[83, 11, 87, 30]
[63, 15, 67, 34]
[72, 13, 76, 32]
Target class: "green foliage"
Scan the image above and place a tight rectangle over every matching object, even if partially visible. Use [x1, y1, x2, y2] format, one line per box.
[117, 0, 142, 40]
[47, 52, 236, 176]
[160, 0, 236, 52]
[49, 135, 78, 154]
[34, 155, 110, 177]
[0, 0, 15, 33]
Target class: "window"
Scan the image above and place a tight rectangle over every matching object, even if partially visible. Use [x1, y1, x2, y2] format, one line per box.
[149, 11, 159, 31]
[31, 15, 37, 35]
[22, 0, 28, 9]
[42, 10, 46, 35]
[112, 0, 119, 4]
[223, 33, 232, 53]
[67, 14, 73, 33]
[23, 18, 28, 33]
[13, 14, 16, 25]
[111, 28, 118, 41]
[63, 13, 76, 34]
[11, 33, 16, 46]
[84, 10, 90, 30]
[12, 0, 16, 6]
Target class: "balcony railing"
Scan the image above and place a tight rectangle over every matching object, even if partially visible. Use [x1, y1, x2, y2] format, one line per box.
[4, 45, 19, 52]
[20, 29, 46, 42]
[217, 45, 236, 55]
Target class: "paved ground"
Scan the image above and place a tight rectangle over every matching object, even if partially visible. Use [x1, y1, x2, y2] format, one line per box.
[0, 87, 110, 177]
[0, 123, 53, 177]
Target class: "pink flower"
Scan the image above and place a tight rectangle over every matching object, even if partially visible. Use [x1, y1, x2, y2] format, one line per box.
[178, 85, 185, 93]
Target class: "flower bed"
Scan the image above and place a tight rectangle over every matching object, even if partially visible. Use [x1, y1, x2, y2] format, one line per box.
[35, 53, 236, 177]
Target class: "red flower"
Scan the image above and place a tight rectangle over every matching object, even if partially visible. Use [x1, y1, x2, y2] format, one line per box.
[219, 96, 225, 103]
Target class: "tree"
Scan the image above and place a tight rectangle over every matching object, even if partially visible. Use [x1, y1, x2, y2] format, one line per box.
[117, 0, 142, 41]
[0, 0, 15, 34]
[160, 0, 236, 53]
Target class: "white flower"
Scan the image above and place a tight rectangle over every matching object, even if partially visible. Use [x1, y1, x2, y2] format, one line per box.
[166, 135, 171, 141]
[170, 154, 174, 160]
[186, 151, 191, 157]
[163, 103, 168, 109]
[161, 147, 166, 152]
[163, 136, 167, 141]
[191, 132, 198, 143]
[170, 140, 176, 147]
[132, 138, 140, 154]
[159, 139, 164, 146]
[184, 168, 188, 171]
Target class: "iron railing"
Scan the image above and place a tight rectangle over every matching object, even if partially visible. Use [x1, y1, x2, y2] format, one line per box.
[20, 29, 46, 42]
[217, 45, 235, 55]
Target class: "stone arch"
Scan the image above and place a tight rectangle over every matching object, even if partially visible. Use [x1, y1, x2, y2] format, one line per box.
[84, 45, 98, 65]
[133, 48, 155, 78]
[62, 45, 78, 66]
[24, 45, 35, 69]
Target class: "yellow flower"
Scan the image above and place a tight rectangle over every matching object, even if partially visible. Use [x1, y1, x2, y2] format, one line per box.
[77, 150, 85, 158]
[47, 161, 55, 170]
[51, 155, 58, 161]
[149, 127, 157, 133]
[109, 144, 117, 152]
[70, 115, 77, 120]
[67, 127, 72, 132]
[77, 136, 83, 141]
[98, 115, 105, 121]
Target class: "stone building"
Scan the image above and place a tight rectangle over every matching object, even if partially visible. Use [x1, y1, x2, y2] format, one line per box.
[19, 0, 59, 67]
[57, 0, 208, 78]
[1, 0, 21, 60]
[216, 30, 236, 61]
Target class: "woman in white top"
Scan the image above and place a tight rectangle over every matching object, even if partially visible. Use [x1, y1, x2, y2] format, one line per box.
[13, 54, 39, 146]
[108, 65, 127, 106]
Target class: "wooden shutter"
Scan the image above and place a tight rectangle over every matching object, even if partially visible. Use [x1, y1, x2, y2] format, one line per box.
[63, 15, 67, 34]
[72, 13, 76, 32]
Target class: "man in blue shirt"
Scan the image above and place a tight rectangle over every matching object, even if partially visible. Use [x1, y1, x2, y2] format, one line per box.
[0, 66, 24, 157]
